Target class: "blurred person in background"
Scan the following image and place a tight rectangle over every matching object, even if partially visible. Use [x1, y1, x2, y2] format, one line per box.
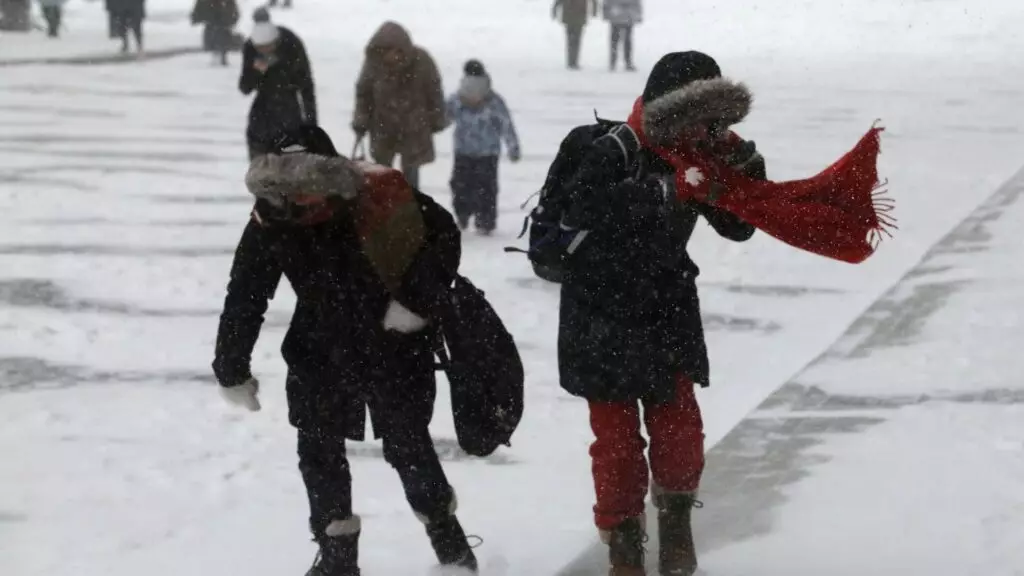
[38, 0, 67, 38]
[352, 21, 446, 190]
[239, 7, 316, 159]
[107, 0, 145, 54]
[445, 59, 521, 235]
[603, 0, 642, 71]
[552, 0, 598, 69]
[191, 0, 239, 66]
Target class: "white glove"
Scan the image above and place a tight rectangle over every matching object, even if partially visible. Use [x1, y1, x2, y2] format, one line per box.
[382, 300, 428, 333]
[220, 377, 261, 412]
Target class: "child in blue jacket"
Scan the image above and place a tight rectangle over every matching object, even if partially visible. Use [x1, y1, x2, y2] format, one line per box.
[445, 60, 521, 235]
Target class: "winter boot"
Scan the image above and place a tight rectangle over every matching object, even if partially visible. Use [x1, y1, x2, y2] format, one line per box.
[417, 495, 478, 573]
[653, 490, 700, 576]
[600, 515, 647, 576]
[306, 517, 361, 576]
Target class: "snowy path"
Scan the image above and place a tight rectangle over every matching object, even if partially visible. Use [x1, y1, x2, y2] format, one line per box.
[560, 165, 1024, 576]
[2, 1, 1023, 575]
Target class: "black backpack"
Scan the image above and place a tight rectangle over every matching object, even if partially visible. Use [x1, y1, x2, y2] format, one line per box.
[505, 118, 642, 283]
[436, 275, 524, 457]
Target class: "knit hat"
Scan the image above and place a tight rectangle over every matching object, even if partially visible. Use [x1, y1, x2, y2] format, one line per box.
[253, 7, 271, 23]
[250, 21, 280, 46]
[642, 51, 722, 104]
[464, 59, 487, 77]
[635, 51, 752, 146]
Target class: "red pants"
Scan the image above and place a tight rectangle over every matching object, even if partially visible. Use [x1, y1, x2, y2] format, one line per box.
[588, 378, 705, 530]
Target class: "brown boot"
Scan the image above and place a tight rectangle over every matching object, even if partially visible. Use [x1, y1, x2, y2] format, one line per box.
[653, 490, 700, 576]
[599, 516, 647, 576]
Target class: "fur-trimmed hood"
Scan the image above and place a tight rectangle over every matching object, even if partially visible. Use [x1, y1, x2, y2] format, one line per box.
[642, 77, 752, 147]
[245, 152, 362, 208]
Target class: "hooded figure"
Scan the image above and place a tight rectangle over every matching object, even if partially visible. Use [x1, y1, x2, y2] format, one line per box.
[352, 21, 446, 190]
[213, 125, 479, 576]
[558, 51, 762, 576]
[238, 8, 316, 159]
[444, 59, 520, 234]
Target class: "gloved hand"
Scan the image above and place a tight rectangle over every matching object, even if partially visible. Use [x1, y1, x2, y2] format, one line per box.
[383, 300, 429, 333]
[220, 377, 261, 412]
[509, 149, 522, 163]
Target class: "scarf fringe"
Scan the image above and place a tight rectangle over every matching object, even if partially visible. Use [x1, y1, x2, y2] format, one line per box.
[868, 178, 897, 249]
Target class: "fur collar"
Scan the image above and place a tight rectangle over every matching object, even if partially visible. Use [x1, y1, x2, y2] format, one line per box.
[245, 153, 361, 207]
[642, 78, 753, 147]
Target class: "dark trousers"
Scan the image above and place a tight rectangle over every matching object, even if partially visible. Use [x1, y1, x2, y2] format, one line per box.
[610, 24, 634, 68]
[450, 155, 499, 232]
[565, 24, 584, 69]
[41, 6, 61, 37]
[111, 12, 143, 51]
[297, 425, 454, 538]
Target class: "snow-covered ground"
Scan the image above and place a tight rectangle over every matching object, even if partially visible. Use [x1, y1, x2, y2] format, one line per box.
[1, 0, 1023, 574]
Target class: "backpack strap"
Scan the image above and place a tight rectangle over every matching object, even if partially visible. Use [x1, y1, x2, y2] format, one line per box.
[597, 123, 641, 172]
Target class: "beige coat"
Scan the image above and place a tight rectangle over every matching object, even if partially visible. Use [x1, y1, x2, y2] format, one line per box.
[352, 22, 446, 167]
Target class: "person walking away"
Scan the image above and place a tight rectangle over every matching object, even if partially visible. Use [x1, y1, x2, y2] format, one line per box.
[38, 0, 66, 38]
[239, 8, 316, 159]
[551, 0, 597, 69]
[445, 59, 520, 235]
[558, 51, 768, 575]
[352, 21, 446, 190]
[603, 0, 642, 71]
[214, 125, 479, 575]
[108, 0, 145, 54]
[191, 0, 239, 66]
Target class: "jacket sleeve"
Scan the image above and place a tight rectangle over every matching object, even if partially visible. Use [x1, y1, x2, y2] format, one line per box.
[421, 52, 448, 132]
[693, 134, 765, 242]
[495, 96, 521, 157]
[353, 61, 373, 133]
[212, 217, 283, 387]
[238, 43, 261, 96]
[291, 36, 317, 125]
[693, 202, 756, 242]
[445, 94, 459, 124]
[395, 192, 461, 318]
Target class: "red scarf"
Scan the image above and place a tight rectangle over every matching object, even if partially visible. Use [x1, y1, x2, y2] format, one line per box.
[255, 164, 426, 294]
[626, 97, 894, 264]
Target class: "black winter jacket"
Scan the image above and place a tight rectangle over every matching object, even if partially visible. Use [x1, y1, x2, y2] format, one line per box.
[558, 130, 758, 404]
[212, 195, 460, 440]
[239, 27, 317, 148]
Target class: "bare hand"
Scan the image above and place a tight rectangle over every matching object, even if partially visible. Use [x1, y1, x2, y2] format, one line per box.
[253, 60, 269, 73]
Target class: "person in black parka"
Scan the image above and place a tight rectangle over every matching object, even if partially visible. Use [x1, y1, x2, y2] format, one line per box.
[213, 126, 478, 576]
[558, 51, 764, 576]
[239, 8, 316, 160]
